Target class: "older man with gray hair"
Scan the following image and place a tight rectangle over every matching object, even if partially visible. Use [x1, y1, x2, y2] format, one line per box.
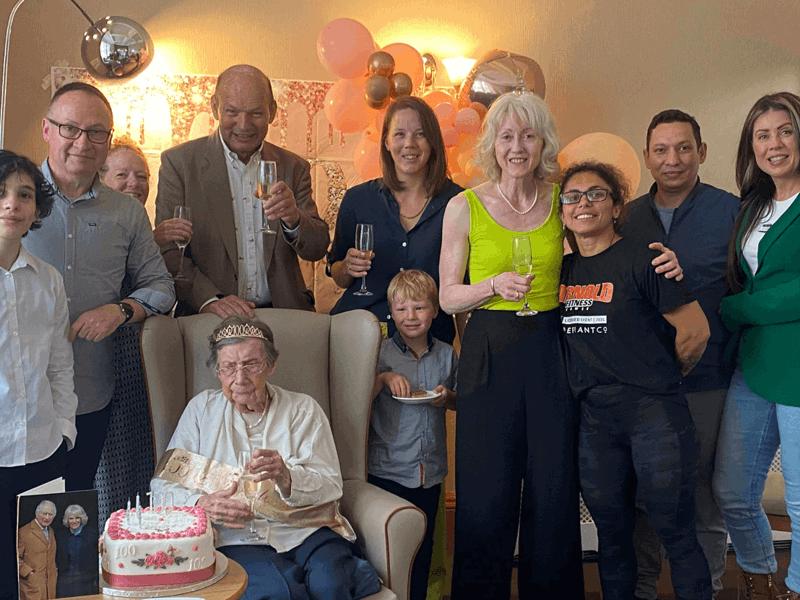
[24, 82, 175, 492]
[17, 500, 58, 600]
[155, 64, 329, 317]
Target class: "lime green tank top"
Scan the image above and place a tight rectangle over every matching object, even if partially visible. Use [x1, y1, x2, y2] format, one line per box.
[466, 186, 564, 312]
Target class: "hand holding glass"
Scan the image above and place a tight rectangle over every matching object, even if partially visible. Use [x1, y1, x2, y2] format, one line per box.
[353, 224, 374, 297]
[511, 235, 537, 317]
[257, 160, 278, 235]
[238, 450, 265, 541]
[173, 206, 193, 281]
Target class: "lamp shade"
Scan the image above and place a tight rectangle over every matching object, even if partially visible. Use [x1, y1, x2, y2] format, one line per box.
[81, 16, 153, 82]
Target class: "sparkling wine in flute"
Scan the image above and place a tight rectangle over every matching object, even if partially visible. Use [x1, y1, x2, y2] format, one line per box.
[257, 160, 278, 235]
[514, 263, 533, 277]
[353, 223, 374, 297]
[511, 235, 537, 317]
[173, 206, 193, 281]
[239, 474, 266, 499]
[238, 450, 264, 540]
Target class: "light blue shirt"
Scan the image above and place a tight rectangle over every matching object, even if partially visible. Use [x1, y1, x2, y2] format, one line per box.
[0, 247, 77, 466]
[23, 161, 175, 414]
[220, 133, 299, 307]
[368, 332, 457, 489]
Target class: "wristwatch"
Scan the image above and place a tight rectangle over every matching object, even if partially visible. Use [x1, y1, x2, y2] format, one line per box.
[117, 302, 135, 323]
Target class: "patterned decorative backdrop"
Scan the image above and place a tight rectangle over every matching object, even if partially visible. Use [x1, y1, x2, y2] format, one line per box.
[53, 67, 362, 314]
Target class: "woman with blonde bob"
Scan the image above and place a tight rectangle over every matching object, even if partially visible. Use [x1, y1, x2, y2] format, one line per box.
[439, 92, 584, 598]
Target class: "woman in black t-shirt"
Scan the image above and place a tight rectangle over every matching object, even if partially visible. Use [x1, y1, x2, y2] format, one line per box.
[559, 161, 712, 600]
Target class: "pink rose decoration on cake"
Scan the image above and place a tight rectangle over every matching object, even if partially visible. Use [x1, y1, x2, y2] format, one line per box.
[192, 545, 199, 551]
[118, 562, 124, 568]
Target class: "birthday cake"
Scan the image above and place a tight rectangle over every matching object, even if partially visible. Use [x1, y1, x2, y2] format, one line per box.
[101, 506, 216, 588]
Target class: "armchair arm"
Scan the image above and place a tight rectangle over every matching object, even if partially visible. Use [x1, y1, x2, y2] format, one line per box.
[341, 479, 426, 600]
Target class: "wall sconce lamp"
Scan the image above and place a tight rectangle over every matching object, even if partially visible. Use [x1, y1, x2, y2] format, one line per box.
[442, 56, 477, 89]
[0, 0, 154, 146]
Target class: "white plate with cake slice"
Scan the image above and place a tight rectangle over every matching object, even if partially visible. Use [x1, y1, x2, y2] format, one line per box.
[392, 390, 441, 404]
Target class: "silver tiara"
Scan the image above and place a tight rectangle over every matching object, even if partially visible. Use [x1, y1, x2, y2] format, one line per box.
[213, 323, 267, 342]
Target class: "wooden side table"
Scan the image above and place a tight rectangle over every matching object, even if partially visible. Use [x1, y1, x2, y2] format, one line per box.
[68, 557, 247, 600]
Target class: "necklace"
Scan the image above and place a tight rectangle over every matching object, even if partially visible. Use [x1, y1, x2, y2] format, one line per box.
[497, 182, 538, 216]
[399, 196, 431, 220]
[244, 390, 270, 430]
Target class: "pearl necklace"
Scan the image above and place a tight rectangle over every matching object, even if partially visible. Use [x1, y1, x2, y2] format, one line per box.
[244, 390, 270, 430]
[496, 182, 538, 216]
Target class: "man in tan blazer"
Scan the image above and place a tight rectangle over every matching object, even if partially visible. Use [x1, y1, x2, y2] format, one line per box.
[155, 64, 329, 317]
[17, 501, 57, 600]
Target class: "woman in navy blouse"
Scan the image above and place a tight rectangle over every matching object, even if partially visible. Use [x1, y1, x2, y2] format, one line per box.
[327, 96, 462, 343]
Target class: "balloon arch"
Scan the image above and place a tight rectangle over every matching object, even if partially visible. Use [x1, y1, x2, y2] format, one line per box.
[317, 18, 640, 190]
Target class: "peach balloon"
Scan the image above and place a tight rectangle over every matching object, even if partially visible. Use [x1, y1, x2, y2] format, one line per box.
[441, 125, 459, 148]
[558, 132, 641, 197]
[446, 146, 462, 174]
[354, 136, 383, 181]
[469, 102, 488, 121]
[434, 102, 457, 127]
[324, 76, 372, 134]
[455, 107, 481, 135]
[423, 90, 455, 110]
[457, 136, 477, 173]
[381, 43, 424, 90]
[374, 109, 387, 136]
[316, 19, 375, 79]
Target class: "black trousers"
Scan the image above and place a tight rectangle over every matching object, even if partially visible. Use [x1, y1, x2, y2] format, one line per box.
[1, 442, 67, 600]
[368, 475, 441, 600]
[579, 390, 711, 600]
[451, 309, 584, 599]
[66, 403, 113, 492]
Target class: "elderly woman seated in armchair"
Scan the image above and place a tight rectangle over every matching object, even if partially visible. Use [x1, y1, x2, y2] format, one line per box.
[151, 315, 380, 600]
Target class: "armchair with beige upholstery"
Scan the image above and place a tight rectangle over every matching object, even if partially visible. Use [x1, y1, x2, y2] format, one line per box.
[140, 308, 426, 600]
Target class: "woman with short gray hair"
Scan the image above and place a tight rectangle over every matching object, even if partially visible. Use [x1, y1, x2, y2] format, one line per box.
[56, 503, 98, 596]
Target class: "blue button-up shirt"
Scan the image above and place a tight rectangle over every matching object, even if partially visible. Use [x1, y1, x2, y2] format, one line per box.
[23, 161, 175, 414]
[327, 179, 463, 344]
[368, 332, 457, 488]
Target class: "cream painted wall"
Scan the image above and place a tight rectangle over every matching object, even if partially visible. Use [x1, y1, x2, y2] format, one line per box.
[2, 0, 800, 195]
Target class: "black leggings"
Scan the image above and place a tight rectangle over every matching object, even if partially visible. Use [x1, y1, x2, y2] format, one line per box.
[451, 309, 584, 599]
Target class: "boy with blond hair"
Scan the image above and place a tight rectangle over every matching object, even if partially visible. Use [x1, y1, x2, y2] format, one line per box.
[369, 269, 456, 600]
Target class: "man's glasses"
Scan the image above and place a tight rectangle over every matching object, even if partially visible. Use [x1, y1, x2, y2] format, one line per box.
[216, 361, 267, 378]
[559, 189, 611, 204]
[46, 118, 112, 144]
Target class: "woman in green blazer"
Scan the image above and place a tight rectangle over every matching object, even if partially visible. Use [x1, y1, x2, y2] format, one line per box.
[713, 92, 800, 600]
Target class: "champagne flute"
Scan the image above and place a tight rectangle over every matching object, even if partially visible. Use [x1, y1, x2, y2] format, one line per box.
[173, 206, 193, 281]
[237, 450, 265, 541]
[353, 223, 374, 297]
[511, 235, 537, 317]
[257, 160, 278, 235]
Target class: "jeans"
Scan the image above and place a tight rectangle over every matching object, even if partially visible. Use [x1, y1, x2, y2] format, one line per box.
[579, 390, 711, 600]
[634, 388, 729, 598]
[713, 367, 800, 593]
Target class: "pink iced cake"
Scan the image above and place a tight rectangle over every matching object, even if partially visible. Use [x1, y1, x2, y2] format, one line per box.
[101, 506, 216, 588]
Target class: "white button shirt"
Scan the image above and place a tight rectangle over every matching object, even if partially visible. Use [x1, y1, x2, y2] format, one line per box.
[220, 134, 299, 307]
[0, 247, 78, 466]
